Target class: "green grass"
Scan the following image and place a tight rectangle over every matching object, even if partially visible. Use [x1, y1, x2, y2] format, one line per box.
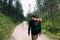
[42, 21, 60, 40]
[42, 9, 60, 40]
[42, 30, 60, 40]
[0, 13, 16, 40]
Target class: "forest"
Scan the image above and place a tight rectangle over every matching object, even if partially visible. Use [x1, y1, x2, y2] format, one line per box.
[0, 0, 60, 40]
[27, 0, 60, 40]
[0, 0, 25, 40]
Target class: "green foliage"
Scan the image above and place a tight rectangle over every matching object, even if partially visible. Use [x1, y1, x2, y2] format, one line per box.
[42, 22, 60, 40]
[26, 10, 38, 22]
[0, 0, 25, 23]
[42, 9, 60, 40]
[26, 13, 32, 22]
[42, 22, 53, 29]
[0, 13, 15, 40]
[42, 30, 60, 40]
[35, 0, 60, 39]
[53, 9, 60, 24]
[32, 10, 39, 18]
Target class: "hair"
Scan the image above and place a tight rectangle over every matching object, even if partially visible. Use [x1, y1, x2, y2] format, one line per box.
[31, 15, 39, 18]
[31, 15, 36, 18]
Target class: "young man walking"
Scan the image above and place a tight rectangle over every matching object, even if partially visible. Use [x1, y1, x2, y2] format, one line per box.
[28, 15, 42, 40]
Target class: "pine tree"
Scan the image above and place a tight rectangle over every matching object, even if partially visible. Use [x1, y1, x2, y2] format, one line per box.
[3, 0, 8, 14]
[8, 0, 13, 15]
[15, 0, 25, 21]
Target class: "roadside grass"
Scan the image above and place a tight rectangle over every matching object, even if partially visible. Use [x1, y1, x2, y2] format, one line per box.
[42, 9, 60, 40]
[0, 13, 16, 40]
[42, 21, 60, 40]
[42, 29, 60, 40]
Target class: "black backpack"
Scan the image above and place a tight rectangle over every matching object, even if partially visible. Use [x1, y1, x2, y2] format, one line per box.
[32, 20, 41, 33]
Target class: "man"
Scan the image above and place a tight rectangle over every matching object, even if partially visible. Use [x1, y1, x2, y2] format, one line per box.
[28, 15, 42, 40]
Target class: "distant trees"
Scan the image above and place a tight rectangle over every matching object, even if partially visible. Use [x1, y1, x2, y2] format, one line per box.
[0, 0, 3, 12]
[36, 0, 42, 18]
[35, 0, 60, 22]
[3, 0, 8, 14]
[26, 13, 32, 22]
[15, 0, 25, 21]
[44, 0, 57, 22]
[0, 0, 25, 23]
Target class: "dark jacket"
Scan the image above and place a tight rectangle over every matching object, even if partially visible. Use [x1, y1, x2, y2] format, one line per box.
[28, 19, 41, 35]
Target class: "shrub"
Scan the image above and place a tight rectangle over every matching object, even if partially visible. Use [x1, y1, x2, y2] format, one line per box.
[0, 13, 15, 40]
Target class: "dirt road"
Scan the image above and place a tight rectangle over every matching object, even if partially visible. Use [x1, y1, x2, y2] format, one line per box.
[9, 21, 52, 40]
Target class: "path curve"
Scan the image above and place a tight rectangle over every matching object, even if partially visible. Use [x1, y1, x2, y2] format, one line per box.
[9, 21, 52, 40]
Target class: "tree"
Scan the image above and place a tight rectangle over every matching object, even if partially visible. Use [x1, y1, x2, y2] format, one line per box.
[3, 0, 8, 14]
[36, 0, 42, 18]
[8, 0, 13, 15]
[26, 13, 32, 22]
[15, 0, 25, 22]
[0, 0, 3, 12]
[0, 0, 25, 23]
[44, 0, 58, 22]
[35, 0, 60, 23]
[36, 0, 46, 18]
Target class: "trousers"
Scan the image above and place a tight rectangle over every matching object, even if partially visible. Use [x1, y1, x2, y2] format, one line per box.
[32, 34, 38, 40]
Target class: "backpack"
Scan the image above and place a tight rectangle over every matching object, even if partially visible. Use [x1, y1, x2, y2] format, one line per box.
[32, 20, 41, 33]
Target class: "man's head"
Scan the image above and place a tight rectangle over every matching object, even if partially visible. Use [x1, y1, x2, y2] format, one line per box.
[31, 15, 36, 20]
[31, 15, 36, 18]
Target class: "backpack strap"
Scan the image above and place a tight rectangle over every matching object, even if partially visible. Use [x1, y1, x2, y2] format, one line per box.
[32, 18, 42, 22]
[37, 19, 42, 22]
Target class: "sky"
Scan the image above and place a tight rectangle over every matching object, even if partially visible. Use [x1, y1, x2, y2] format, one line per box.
[21, 0, 36, 16]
